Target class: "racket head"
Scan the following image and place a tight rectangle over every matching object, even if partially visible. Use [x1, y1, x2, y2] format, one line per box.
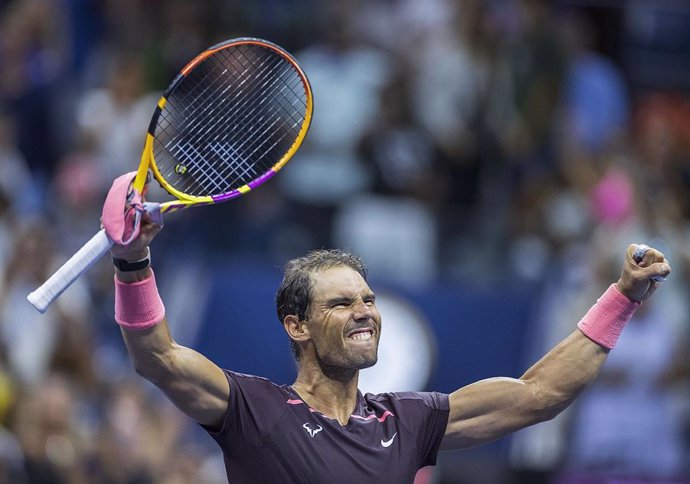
[138, 37, 313, 210]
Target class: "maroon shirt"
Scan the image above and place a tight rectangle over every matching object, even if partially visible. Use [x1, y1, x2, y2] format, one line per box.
[205, 370, 450, 483]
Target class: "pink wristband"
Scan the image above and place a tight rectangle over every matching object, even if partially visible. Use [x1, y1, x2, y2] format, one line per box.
[114, 270, 165, 330]
[577, 284, 640, 349]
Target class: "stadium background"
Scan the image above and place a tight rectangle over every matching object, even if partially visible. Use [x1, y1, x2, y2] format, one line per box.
[0, 0, 689, 482]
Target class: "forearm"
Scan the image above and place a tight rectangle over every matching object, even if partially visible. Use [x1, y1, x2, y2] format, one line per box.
[105, 179, 230, 425]
[519, 329, 608, 420]
[443, 283, 639, 449]
[115, 265, 174, 378]
[114, 266, 229, 426]
[519, 282, 641, 418]
[121, 318, 229, 427]
[442, 331, 605, 449]
[121, 316, 176, 382]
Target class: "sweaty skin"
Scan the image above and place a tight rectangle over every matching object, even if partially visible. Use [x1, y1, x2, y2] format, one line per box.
[116, 212, 672, 448]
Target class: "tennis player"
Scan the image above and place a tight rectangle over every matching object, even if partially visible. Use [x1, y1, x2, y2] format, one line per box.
[110, 209, 671, 483]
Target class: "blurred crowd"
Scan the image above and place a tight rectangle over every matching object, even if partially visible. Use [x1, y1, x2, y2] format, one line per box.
[1, 0, 690, 482]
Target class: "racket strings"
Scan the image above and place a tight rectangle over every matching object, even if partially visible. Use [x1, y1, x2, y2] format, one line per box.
[204, 53, 306, 183]
[154, 43, 308, 197]
[196, 53, 299, 186]
[163, 62, 300, 195]
[172, 51, 284, 158]
[158, 53, 282, 191]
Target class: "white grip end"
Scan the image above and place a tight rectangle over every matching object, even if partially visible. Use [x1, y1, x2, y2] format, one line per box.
[27, 229, 113, 313]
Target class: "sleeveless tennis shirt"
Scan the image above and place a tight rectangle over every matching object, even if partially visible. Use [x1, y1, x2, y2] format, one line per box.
[204, 370, 450, 483]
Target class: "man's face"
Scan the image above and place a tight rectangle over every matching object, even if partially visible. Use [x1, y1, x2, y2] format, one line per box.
[305, 266, 381, 370]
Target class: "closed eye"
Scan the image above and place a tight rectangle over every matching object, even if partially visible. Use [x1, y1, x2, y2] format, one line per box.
[329, 298, 352, 309]
[326, 294, 376, 309]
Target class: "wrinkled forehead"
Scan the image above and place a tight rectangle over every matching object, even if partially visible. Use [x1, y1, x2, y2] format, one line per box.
[309, 265, 371, 302]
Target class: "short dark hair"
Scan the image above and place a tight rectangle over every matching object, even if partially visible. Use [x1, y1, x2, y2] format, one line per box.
[276, 249, 368, 360]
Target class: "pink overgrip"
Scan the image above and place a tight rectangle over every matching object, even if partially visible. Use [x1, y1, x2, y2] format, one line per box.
[577, 284, 640, 349]
[101, 171, 146, 245]
[114, 270, 165, 330]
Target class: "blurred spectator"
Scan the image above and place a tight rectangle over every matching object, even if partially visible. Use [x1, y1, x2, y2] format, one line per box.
[358, 70, 439, 203]
[75, 52, 160, 187]
[562, 253, 689, 480]
[340, 69, 440, 285]
[556, 12, 630, 158]
[352, 0, 455, 53]
[278, 2, 396, 248]
[0, 425, 26, 483]
[634, 92, 690, 228]
[0, 0, 68, 179]
[506, 0, 567, 188]
[0, 107, 41, 240]
[88, 378, 224, 484]
[0, 222, 92, 386]
[1, 1, 690, 482]
[333, 194, 438, 286]
[12, 373, 87, 483]
[410, 0, 519, 207]
[508, 178, 594, 483]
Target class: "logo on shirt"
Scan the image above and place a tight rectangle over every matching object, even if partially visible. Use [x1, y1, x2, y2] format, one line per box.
[303, 423, 323, 438]
[381, 432, 397, 447]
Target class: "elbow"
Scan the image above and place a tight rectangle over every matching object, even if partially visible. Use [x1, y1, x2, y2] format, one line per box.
[132, 360, 156, 381]
[131, 348, 176, 385]
[132, 359, 162, 384]
[531, 400, 570, 423]
[524, 380, 577, 424]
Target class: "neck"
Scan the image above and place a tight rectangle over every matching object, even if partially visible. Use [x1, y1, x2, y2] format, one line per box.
[292, 360, 359, 426]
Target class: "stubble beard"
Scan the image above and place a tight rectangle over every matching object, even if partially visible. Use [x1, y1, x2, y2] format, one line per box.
[315, 343, 379, 377]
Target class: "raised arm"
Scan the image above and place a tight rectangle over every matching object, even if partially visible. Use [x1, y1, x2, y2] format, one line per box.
[440, 243, 672, 450]
[111, 220, 229, 429]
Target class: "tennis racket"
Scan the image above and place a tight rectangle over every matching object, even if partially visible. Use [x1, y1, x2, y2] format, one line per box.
[28, 37, 313, 313]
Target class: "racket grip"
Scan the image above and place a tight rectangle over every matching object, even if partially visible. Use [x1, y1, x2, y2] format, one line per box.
[27, 229, 114, 313]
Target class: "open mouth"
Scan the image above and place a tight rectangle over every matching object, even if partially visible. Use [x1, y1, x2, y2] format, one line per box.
[347, 328, 375, 341]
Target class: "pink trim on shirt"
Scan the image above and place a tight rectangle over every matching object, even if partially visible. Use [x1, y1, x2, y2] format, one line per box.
[285, 398, 395, 422]
[351, 411, 395, 423]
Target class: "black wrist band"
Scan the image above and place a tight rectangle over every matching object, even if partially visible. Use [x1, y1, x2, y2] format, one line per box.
[113, 248, 151, 272]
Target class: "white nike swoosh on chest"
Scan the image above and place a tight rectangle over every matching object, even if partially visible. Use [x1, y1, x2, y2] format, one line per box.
[381, 432, 397, 447]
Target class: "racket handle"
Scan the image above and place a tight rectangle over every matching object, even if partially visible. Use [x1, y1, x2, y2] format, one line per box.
[27, 229, 113, 313]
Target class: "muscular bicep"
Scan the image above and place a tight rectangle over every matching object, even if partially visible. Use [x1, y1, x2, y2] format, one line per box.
[440, 376, 542, 450]
[157, 344, 230, 428]
[440, 331, 608, 450]
[122, 321, 230, 428]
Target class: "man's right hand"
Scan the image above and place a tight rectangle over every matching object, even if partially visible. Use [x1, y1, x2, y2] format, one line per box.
[110, 216, 163, 262]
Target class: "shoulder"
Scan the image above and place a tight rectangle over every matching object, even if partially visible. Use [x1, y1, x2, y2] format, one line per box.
[366, 391, 450, 411]
[363, 391, 450, 425]
[221, 370, 294, 416]
[225, 370, 275, 384]
[206, 371, 291, 440]
[224, 370, 289, 398]
[364, 391, 450, 466]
